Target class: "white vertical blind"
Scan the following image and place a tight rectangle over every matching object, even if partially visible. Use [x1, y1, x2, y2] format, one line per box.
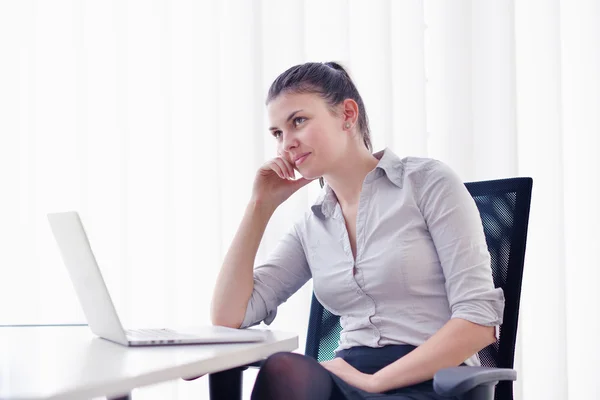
[514, 1, 568, 399]
[559, 1, 600, 399]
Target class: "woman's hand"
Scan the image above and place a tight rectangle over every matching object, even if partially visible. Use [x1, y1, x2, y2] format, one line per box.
[320, 358, 380, 393]
[251, 156, 314, 210]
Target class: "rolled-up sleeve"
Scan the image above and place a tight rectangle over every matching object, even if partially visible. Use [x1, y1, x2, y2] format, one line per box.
[240, 223, 312, 328]
[417, 160, 505, 331]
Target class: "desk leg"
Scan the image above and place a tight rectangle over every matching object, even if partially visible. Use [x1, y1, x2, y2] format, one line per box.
[209, 367, 246, 400]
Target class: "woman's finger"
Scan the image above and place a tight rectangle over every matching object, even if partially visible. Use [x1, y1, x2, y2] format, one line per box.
[272, 158, 290, 179]
[280, 157, 296, 179]
[269, 160, 286, 179]
[276, 151, 296, 178]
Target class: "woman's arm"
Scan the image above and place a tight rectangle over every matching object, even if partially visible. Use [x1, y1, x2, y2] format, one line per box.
[211, 199, 276, 328]
[371, 318, 495, 392]
[370, 160, 503, 392]
[211, 157, 313, 328]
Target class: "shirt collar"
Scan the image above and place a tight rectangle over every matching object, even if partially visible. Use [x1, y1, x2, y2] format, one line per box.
[311, 147, 405, 219]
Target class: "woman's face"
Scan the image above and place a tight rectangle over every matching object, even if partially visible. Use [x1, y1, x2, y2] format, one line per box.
[267, 92, 348, 180]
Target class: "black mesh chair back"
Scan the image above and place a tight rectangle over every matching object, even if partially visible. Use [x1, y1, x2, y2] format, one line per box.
[304, 177, 532, 400]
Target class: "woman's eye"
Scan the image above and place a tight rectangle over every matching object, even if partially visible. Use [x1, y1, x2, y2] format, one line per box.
[293, 117, 306, 127]
[271, 117, 305, 139]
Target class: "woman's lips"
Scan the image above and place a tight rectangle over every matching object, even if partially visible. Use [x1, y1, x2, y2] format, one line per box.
[294, 153, 311, 166]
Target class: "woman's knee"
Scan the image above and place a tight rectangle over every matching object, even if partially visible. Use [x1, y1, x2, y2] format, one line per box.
[253, 352, 334, 400]
[261, 352, 302, 375]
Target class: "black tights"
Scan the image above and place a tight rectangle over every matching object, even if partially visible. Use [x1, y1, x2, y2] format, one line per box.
[251, 352, 343, 400]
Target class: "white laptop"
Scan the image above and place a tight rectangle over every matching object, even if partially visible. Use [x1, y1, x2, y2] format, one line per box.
[47, 211, 266, 346]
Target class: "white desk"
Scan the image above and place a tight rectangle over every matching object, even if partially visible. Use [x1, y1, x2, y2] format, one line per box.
[0, 326, 298, 400]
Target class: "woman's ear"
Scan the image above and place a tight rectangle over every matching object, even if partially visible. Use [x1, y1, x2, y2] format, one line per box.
[342, 99, 359, 128]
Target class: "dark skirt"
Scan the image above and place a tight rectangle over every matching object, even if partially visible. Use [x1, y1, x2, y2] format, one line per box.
[329, 345, 461, 400]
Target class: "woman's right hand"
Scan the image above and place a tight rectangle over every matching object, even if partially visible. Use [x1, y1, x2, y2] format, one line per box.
[251, 156, 314, 209]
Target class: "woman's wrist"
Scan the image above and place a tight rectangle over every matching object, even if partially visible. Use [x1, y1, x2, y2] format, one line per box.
[248, 196, 278, 215]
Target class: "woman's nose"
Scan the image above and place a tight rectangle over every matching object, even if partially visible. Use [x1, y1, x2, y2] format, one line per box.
[283, 133, 299, 152]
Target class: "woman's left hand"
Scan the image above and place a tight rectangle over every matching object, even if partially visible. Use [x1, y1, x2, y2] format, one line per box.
[320, 358, 380, 393]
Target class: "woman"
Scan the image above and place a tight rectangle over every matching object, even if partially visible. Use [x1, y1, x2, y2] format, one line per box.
[210, 62, 505, 400]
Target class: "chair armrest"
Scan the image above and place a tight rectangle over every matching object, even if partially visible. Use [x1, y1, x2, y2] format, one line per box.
[433, 366, 517, 397]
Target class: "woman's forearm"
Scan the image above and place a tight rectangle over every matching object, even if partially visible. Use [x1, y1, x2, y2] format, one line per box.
[372, 318, 496, 393]
[210, 198, 276, 328]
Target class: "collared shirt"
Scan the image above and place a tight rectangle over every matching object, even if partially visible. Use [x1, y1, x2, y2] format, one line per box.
[240, 148, 505, 366]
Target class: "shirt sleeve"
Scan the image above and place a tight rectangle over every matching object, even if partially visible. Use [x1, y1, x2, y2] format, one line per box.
[417, 160, 505, 332]
[240, 223, 312, 328]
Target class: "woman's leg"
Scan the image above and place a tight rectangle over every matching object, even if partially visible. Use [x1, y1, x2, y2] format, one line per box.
[251, 352, 342, 400]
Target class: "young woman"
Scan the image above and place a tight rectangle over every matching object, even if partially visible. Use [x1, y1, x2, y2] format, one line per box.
[210, 62, 504, 400]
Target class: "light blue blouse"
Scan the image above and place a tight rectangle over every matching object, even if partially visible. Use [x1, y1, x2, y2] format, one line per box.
[241, 148, 505, 366]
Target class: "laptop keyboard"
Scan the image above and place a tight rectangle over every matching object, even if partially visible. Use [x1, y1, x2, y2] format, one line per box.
[126, 328, 194, 339]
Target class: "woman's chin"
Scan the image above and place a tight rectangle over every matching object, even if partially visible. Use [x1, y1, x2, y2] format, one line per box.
[297, 169, 319, 181]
